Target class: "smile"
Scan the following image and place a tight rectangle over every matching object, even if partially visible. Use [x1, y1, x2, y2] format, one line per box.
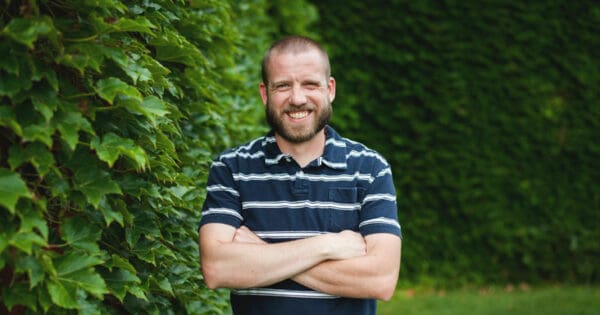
[287, 111, 310, 119]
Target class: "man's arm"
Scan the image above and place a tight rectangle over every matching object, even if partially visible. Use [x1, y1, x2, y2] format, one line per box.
[199, 223, 367, 289]
[293, 233, 401, 300]
[232, 226, 401, 300]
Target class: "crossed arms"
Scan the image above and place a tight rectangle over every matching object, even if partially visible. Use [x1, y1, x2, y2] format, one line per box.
[199, 223, 401, 301]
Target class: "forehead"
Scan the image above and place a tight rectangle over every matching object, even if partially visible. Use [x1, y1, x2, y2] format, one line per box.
[267, 50, 328, 81]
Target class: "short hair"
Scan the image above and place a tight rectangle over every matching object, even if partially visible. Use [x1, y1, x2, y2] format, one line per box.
[261, 35, 331, 85]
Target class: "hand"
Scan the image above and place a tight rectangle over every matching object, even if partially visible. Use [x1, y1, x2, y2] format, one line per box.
[233, 226, 266, 244]
[325, 230, 367, 260]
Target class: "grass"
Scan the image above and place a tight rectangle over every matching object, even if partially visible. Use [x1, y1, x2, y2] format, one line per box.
[377, 285, 600, 315]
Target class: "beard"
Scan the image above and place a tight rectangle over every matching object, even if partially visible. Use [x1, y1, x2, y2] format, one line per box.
[265, 100, 332, 144]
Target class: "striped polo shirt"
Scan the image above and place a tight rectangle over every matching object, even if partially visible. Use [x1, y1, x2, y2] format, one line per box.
[200, 125, 401, 315]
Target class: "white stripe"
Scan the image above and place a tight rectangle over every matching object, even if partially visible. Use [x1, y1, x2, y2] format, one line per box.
[326, 138, 346, 148]
[321, 159, 347, 169]
[236, 137, 265, 152]
[255, 231, 327, 239]
[232, 288, 338, 299]
[377, 167, 392, 177]
[261, 136, 276, 145]
[265, 153, 290, 165]
[346, 150, 388, 165]
[362, 193, 396, 205]
[221, 151, 265, 160]
[233, 172, 374, 183]
[233, 173, 294, 181]
[359, 217, 401, 229]
[207, 185, 239, 196]
[211, 161, 226, 168]
[202, 208, 243, 220]
[243, 201, 360, 211]
[298, 172, 374, 183]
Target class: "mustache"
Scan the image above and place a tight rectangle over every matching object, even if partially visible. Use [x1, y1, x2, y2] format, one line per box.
[282, 104, 316, 113]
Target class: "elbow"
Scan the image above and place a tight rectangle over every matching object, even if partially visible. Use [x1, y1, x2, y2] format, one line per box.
[201, 261, 223, 290]
[202, 260, 258, 289]
[375, 284, 396, 301]
[372, 274, 398, 301]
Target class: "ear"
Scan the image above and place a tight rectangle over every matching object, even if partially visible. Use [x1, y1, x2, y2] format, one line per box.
[259, 82, 268, 106]
[328, 76, 336, 103]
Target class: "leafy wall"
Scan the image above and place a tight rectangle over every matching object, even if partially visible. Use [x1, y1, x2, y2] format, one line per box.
[0, 0, 316, 313]
[311, 1, 599, 285]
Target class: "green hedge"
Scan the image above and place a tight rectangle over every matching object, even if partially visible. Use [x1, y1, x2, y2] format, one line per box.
[311, 1, 599, 286]
[0, 0, 317, 313]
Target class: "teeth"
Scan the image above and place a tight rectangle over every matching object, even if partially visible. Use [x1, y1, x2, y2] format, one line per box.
[289, 111, 308, 119]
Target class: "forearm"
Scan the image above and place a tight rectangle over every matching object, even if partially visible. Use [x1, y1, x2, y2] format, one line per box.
[202, 237, 331, 289]
[200, 224, 366, 290]
[293, 234, 401, 300]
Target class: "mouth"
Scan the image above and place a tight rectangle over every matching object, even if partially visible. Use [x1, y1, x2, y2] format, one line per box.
[286, 110, 311, 120]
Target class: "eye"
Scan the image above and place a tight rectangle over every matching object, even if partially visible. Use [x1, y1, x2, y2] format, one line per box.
[273, 83, 291, 90]
[304, 82, 320, 90]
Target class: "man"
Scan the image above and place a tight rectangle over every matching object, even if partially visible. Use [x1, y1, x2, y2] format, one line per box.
[199, 35, 402, 315]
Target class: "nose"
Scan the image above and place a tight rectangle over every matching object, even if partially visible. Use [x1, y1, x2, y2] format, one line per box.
[290, 85, 307, 106]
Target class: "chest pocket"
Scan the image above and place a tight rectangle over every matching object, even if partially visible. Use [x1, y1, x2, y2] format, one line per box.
[328, 187, 363, 232]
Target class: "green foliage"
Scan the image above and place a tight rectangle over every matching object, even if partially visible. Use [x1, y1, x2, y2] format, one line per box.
[0, 0, 316, 313]
[311, 1, 600, 286]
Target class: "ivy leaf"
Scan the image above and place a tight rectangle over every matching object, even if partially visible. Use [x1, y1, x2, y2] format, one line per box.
[36, 285, 53, 313]
[111, 17, 156, 34]
[102, 47, 153, 84]
[44, 169, 70, 198]
[17, 203, 48, 240]
[71, 160, 122, 208]
[149, 275, 174, 296]
[0, 69, 33, 98]
[9, 231, 46, 254]
[142, 96, 170, 124]
[95, 77, 142, 105]
[128, 239, 159, 265]
[0, 169, 32, 214]
[98, 197, 124, 227]
[150, 30, 207, 67]
[57, 42, 106, 74]
[2, 16, 58, 49]
[54, 252, 105, 276]
[22, 123, 54, 148]
[60, 268, 108, 298]
[61, 216, 102, 253]
[103, 268, 142, 302]
[2, 282, 38, 312]
[16, 255, 45, 289]
[107, 254, 136, 273]
[54, 109, 94, 151]
[0, 105, 23, 136]
[47, 279, 78, 309]
[8, 142, 56, 177]
[0, 42, 21, 74]
[30, 88, 60, 122]
[91, 132, 148, 170]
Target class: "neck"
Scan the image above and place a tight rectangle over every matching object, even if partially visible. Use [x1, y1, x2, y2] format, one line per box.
[276, 130, 326, 168]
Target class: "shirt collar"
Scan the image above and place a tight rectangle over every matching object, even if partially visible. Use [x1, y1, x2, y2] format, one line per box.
[262, 125, 348, 170]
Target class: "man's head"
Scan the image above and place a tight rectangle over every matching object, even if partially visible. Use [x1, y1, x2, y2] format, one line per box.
[259, 36, 336, 144]
[261, 36, 331, 86]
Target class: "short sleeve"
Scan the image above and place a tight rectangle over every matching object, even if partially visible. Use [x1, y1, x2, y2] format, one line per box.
[199, 160, 243, 230]
[358, 163, 402, 238]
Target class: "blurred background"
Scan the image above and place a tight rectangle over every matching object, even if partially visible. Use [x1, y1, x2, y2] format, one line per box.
[280, 0, 600, 288]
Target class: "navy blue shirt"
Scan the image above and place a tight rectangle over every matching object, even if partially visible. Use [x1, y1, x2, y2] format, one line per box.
[200, 126, 401, 315]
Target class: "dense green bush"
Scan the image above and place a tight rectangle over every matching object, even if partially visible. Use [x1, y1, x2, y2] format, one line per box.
[311, 1, 599, 286]
[0, 0, 316, 313]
